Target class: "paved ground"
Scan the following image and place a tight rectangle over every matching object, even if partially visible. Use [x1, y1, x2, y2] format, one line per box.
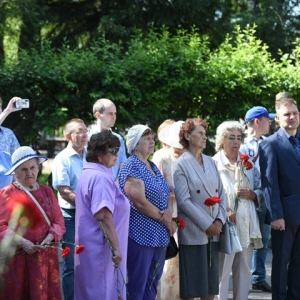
[58, 248, 273, 299]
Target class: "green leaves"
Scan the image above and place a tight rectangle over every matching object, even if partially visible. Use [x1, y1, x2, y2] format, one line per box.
[0, 25, 299, 155]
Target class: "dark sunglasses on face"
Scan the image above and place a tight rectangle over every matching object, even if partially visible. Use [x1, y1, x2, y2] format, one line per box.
[107, 147, 119, 156]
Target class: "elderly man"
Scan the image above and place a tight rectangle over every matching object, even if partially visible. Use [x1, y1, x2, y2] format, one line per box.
[240, 106, 276, 293]
[89, 98, 126, 182]
[52, 118, 88, 300]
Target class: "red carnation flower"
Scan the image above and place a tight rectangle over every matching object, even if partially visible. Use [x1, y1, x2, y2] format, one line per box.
[61, 247, 71, 258]
[75, 245, 85, 254]
[204, 196, 221, 207]
[244, 160, 253, 170]
[240, 154, 250, 162]
[172, 217, 185, 230]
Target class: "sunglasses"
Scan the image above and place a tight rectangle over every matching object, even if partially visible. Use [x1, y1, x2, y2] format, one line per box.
[107, 147, 119, 156]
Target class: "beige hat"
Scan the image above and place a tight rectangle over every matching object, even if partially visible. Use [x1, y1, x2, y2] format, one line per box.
[158, 121, 184, 149]
[275, 92, 291, 101]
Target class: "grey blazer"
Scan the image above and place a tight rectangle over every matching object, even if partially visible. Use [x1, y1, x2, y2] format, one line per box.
[173, 151, 227, 245]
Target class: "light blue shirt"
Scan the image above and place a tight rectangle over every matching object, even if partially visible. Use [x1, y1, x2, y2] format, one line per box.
[52, 144, 86, 215]
[0, 126, 20, 155]
[89, 126, 127, 181]
[240, 135, 264, 170]
[0, 151, 12, 189]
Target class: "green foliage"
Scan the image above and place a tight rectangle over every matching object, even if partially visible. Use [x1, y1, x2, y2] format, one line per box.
[0, 25, 300, 156]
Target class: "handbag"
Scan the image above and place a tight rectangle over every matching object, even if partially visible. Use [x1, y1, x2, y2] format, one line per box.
[165, 236, 179, 260]
[219, 221, 242, 254]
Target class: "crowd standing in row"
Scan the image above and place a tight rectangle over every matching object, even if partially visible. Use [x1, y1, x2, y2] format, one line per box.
[0, 93, 299, 300]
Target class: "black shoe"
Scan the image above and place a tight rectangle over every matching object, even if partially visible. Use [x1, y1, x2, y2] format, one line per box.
[252, 281, 272, 292]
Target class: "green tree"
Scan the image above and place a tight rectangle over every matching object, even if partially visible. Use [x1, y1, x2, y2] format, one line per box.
[1, 25, 299, 156]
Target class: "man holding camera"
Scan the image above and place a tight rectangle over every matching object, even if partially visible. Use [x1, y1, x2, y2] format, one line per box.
[0, 97, 22, 154]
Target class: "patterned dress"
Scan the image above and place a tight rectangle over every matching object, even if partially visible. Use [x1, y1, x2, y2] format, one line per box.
[0, 184, 65, 300]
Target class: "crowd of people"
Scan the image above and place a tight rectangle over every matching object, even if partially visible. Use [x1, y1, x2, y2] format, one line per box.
[0, 92, 299, 300]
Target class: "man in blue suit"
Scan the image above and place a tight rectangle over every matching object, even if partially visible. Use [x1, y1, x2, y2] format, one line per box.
[260, 97, 300, 300]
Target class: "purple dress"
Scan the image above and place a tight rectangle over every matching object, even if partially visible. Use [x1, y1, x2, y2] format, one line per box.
[75, 162, 130, 300]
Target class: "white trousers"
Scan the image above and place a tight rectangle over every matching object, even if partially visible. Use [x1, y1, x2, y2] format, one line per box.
[217, 245, 253, 300]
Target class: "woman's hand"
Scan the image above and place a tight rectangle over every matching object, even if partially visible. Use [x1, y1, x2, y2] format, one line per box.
[40, 233, 54, 247]
[19, 238, 44, 254]
[159, 211, 172, 226]
[228, 212, 237, 225]
[112, 249, 122, 267]
[206, 223, 222, 236]
[237, 187, 257, 201]
[167, 220, 178, 236]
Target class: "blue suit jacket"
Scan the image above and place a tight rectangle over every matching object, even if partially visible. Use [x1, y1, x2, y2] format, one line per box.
[259, 128, 300, 226]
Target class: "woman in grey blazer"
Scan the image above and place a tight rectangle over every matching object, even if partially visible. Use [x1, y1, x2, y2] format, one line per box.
[173, 118, 227, 300]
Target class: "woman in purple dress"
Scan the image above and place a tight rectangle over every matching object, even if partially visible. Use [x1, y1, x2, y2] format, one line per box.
[74, 130, 130, 300]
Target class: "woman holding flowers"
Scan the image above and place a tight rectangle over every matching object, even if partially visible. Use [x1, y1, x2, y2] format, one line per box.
[0, 146, 66, 300]
[119, 124, 177, 300]
[173, 118, 227, 300]
[212, 121, 262, 300]
[74, 131, 130, 300]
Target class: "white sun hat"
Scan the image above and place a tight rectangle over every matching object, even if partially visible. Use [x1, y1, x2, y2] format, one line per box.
[158, 121, 184, 149]
[5, 146, 47, 175]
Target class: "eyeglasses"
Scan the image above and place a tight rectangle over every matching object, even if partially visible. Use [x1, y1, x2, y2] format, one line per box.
[107, 147, 119, 156]
[72, 129, 89, 136]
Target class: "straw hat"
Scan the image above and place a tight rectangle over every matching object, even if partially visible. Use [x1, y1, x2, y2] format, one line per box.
[5, 146, 47, 175]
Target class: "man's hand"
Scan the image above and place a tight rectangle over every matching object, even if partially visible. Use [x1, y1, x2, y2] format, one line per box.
[4, 97, 23, 113]
[271, 218, 285, 231]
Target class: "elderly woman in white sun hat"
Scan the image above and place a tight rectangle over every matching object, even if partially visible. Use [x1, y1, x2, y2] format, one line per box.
[153, 120, 186, 300]
[0, 146, 65, 300]
[118, 124, 177, 300]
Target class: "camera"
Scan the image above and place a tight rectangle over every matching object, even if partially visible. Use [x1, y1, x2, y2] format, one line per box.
[14, 99, 30, 109]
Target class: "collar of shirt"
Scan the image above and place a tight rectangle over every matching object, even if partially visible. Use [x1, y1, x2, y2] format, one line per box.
[66, 144, 87, 158]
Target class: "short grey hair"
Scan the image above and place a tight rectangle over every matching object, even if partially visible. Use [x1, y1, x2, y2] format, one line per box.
[215, 121, 245, 152]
